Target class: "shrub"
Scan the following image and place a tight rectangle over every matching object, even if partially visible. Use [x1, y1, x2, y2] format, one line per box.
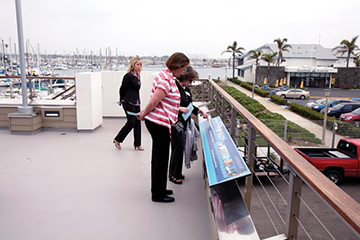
[222, 86, 265, 114]
[228, 78, 270, 97]
[335, 121, 360, 138]
[287, 102, 338, 122]
[270, 95, 288, 105]
[255, 112, 285, 120]
[221, 85, 322, 145]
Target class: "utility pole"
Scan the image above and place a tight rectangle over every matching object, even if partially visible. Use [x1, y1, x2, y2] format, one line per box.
[15, 0, 33, 114]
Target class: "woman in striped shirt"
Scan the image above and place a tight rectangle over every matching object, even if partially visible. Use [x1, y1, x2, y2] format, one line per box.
[138, 52, 189, 203]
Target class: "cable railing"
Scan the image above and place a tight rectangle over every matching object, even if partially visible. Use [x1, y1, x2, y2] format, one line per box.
[0, 75, 76, 100]
[191, 79, 360, 239]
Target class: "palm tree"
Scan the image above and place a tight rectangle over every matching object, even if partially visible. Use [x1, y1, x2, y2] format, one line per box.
[333, 36, 359, 86]
[247, 50, 263, 79]
[222, 41, 245, 80]
[261, 52, 277, 84]
[246, 50, 262, 99]
[274, 38, 292, 78]
[333, 36, 359, 68]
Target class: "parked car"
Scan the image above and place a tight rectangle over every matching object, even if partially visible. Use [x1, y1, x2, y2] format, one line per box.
[270, 88, 281, 95]
[305, 98, 325, 108]
[270, 86, 289, 95]
[311, 99, 354, 112]
[276, 89, 310, 99]
[339, 107, 360, 125]
[324, 103, 360, 118]
[295, 138, 360, 184]
[261, 85, 271, 91]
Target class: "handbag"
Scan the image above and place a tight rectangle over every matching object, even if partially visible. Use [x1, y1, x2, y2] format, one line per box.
[160, 103, 184, 133]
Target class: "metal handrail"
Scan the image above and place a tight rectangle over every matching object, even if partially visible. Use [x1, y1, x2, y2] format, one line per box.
[207, 79, 360, 234]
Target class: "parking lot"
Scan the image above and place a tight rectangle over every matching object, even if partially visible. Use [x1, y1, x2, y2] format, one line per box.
[279, 87, 360, 106]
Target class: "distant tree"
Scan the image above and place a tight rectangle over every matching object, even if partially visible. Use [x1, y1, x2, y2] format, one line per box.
[261, 52, 277, 83]
[246, 50, 263, 84]
[333, 36, 359, 86]
[333, 36, 359, 68]
[222, 41, 245, 80]
[274, 38, 292, 78]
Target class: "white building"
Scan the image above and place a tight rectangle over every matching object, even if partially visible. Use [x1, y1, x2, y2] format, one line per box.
[237, 44, 356, 88]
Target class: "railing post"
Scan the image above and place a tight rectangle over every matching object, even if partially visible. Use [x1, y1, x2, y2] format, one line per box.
[244, 125, 256, 211]
[201, 81, 205, 102]
[284, 120, 288, 142]
[216, 90, 220, 115]
[230, 107, 236, 139]
[210, 84, 213, 109]
[221, 96, 225, 120]
[285, 172, 302, 240]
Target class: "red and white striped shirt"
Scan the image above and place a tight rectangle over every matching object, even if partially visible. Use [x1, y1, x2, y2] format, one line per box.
[145, 69, 181, 134]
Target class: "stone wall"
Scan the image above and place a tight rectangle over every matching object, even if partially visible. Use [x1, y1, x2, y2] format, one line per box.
[334, 68, 360, 88]
[256, 66, 286, 85]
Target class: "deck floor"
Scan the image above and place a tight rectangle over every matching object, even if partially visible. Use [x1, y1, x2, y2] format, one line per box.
[0, 118, 211, 240]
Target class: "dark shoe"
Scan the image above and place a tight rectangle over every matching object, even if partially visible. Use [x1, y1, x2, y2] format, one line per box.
[180, 174, 185, 180]
[169, 175, 183, 184]
[152, 196, 175, 203]
[166, 189, 173, 195]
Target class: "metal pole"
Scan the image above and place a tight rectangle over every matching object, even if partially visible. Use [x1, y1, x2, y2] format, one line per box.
[244, 125, 256, 211]
[285, 172, 302, 239]
[284, 120, 288, 142]
[331, 122, 338, 148]
[225, 68, 227, 85]
[15, 0, 33, 114]
[1, 39, 6, 75]
[322, 89, 331, 145]
[251, 63, 255, 99]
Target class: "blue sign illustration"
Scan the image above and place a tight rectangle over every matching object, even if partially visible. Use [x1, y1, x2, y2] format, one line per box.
[200, 117, 251, 186]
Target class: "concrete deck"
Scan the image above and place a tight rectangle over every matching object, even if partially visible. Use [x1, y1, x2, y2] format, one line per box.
[0, 118, 211, 240]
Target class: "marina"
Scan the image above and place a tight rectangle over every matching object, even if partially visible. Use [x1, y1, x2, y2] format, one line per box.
[1, 1, 360, 238]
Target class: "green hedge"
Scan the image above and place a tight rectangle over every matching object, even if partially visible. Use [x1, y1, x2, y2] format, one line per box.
[222, 86, 265, 114]
[228, 78, 269, 97]
[225, 78, 359, 139]
[335, 121, 360, 138]
[270, 95, 288, 105]
[221, 86, 321, 145]
[287, 102, 329, 121]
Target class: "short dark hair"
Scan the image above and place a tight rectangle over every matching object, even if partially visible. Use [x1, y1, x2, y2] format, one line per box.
[165, 52, 190, 71]
[177, 66, 198, 82]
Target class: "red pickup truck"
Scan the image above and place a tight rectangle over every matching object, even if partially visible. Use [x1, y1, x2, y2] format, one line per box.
[295, 138, 360, 184]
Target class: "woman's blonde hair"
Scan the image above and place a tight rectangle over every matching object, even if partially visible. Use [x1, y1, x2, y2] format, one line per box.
[127, 57, 142, 73]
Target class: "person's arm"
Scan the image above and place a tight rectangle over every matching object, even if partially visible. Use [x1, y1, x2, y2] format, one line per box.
[198, 108, 209, 119]
[179, 106, 189, 113]
[119, 73, 131, 101]
[138, 88, 166, 120]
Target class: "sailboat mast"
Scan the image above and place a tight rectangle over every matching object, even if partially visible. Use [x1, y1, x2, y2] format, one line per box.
[1, 39, 6, 74]
[9, 38, 13, 68]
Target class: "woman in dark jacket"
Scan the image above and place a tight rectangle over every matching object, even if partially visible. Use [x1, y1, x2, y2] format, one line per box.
[169, 66, 208, 184]
[113, 57, 144, 151]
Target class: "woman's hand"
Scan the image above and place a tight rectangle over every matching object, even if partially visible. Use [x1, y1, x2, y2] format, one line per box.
[137, 110, 145, 121]
[199, 109, 209, 119]
[179, 107, 189, 113]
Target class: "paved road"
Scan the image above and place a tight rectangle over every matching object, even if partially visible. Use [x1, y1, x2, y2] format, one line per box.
[285, 87, 360, 106]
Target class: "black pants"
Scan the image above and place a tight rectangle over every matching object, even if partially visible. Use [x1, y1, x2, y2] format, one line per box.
[115, 102, 141, 147]
[145, 120, 170, 197]
[169, 126, 184, 179]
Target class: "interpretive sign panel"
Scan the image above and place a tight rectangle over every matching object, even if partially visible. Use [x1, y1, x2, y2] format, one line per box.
[200, 116, 251, 186]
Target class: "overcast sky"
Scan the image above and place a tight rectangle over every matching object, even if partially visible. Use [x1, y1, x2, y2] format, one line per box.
[1, 0, 359, 58]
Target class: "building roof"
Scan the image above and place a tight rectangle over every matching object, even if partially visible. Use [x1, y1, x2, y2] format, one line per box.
[240, 44, 339, 61]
